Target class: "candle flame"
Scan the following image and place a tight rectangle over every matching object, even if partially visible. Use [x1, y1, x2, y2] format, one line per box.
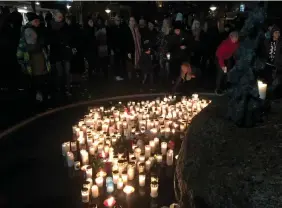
[123, 185, 135, 194]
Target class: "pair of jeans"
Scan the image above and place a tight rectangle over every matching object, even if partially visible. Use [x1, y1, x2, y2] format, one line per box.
[216, 61, 227, 91]
[55, 61, 71, 91]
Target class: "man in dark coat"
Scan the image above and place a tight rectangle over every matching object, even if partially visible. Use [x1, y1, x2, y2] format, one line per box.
[108, 15, 132, 81]
[167, 21, 191, 84]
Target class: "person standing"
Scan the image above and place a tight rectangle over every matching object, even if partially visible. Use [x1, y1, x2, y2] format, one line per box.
[95, 17, 109, 79]
[128, 17, 142, 78]
[108, 15, 131, 81]
[17, 12, 51, 103]
[262, 25, 282, 97]
[83, 16, 97, 80]
[50, 10, 73, 96]
[215, 31, 239, 96]
[167, 21, 190, 84]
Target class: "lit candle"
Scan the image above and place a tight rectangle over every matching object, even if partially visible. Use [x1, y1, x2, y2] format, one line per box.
[70, 142, 77, 152]
[145, 145, 151, 158]
[165, 127, 170, 139]
[106, 182, 114, 193]
[134, 147, 141, 160]
[66, 152, 74, 167]
[127, 166, 135, 180]
[117, 177, 123, 190]
[91, 185, 99, 198]
[145, 160, 151, 172]
[122, 171, 128, 184]
[112, 170, 119, 184]
[89, 144, 95, 155]
[95, 176, 104, 187]
[86, 166, 92, 178]
[139, 154, 145, 163]
[81, 188, 89, 203]
[74, 161, 81, 170]
[156, 154, 162, 163]
[80, 150, 89, 165]
[166, 149, 174, 166]
[96, 170, 107, 178]
[161, 142, 167, 155]
[104, 196, 116, 207]
[62, 142, 70, 156]
[98, 143, 103, 153]
[154, 137, 159, 147]
[150, 181, 158, 198]
[258, 80, 267, 100]
[139, 173, 146, 187]
[138, 162, 145, 173]
[149, 140, 155, 153]
[123, 185, 135, 195]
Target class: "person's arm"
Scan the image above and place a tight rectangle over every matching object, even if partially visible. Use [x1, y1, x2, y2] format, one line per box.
[216, 42, 226, 68]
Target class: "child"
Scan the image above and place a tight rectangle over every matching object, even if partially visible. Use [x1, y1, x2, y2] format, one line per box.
[139, 44, 154, 85]
[172, 62, 197, 93]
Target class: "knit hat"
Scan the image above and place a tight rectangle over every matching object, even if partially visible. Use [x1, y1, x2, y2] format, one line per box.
[175, 12, 183, 22]
[271, 25, 280, 36]
[26, 12, 39, 22]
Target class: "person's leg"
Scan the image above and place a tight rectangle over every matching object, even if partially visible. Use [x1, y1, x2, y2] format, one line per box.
[102, 56, 109, 79]
[215, 62, 225, 95]
[55, 61, 63, 91]
[114, 52, 121, 78]
[64, 61, 71, 93]
[86, 54, 94, 79]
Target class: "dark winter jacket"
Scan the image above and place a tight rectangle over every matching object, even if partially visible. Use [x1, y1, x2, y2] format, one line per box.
[83, 26, 97, 55]
[50, 20, 72, 62]
[167, 31, 191, 61]
[108, 24, 131, 53]
[139, 52, 153, 73]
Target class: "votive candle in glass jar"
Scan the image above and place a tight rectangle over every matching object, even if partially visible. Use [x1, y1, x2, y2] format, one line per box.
[81, 188, 90, 203]
[156, 154, 162, 163]
[154, 137, 159, 147]
[112, 170, 119, 184]
[122, 171, 128, 184]
[149, 140, 155, 153]
[166, 149, 174, 166]
[138, 162, 145, 173]
[95, 176, 104, 187]
[150, 181, 158, 198]
[89, 144, 95, 156]
[86, 166, 92, 178]
[66, 152, 74, 167]
[74, 161, 81, 170]
[106, 182, 114, 193]
[98, 143, 103, 153]
[127, 166, 135, 180]
[70, 141, 77, 152]
[145, 160, 151, 172]
[139, 154, 145, 163]
[117, 177, 124, 190]
[145, 145, 151, 158]
[161, 142, 167, 155]
[80, 149, 89, 165]
[91, 185, 99, 198]
[134, 147, 141, 160]
[139, 173, 146, 187]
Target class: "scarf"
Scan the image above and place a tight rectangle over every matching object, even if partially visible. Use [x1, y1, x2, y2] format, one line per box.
[130, 25, 141, 67]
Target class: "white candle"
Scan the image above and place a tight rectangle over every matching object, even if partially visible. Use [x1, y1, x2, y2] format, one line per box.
[139, 174, 146, 187]
[139, 154, 145, 163]
[134, 147, 141, 160]
[66, 152, 74, 167]
[74, 161, 81, 170]
[91, 185, 99, 198]
[70, 142, 77, 152]
[127, 166, 135, 180]
[258, 80, 267, 100]
[62, 142, 70, 156]
[154, 137, 159, 147]
[81, 188, 89, 203]
[112, 170, 119, 184]
[145, 160, 151, 172]
[156, 154, 162, 163]
[145, 145, 151, 158]
[80, 150, 89, 165]
[117, 178, 123, 190]
[150, 181, 158, 198]
[95, 176, 104, 187]
[89, 145, 95, 155]
[166, 149, 174, 166]
[122, 172, 128, 184]
[149, 140, 155, 153]
[86, 166, 92, 178]
[161, 142, 167, 155]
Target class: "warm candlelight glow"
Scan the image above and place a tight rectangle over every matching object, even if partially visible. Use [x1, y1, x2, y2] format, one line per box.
[103, 196, 116, 207]
[123, 185, 135, 194]
[96, 170, 107, 178]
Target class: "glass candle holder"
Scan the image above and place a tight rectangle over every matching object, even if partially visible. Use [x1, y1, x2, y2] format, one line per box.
[166, 149, 174, 166]
[150, 181, 158, 198]
[95, 176, 104, 188]
[149, 140, 155, 153]
[66, 152, 74, 167]
[91, 185, 99, 198]
[117, 177, 124, 190]
[161, 142, 167, 155]
[74, 161, 81, 170]
[145, 145, 151, 158]
[122, 171, 128, 184]
[62, 142, 70, 156]
[81, 188, 90, 203]
[112, 170, 119, 184]
[139, 173, 146, 187]
[70, 142, 77, 152]
[145, 160, 151, 172]
[139, 154, 145, 163]
[86, 166, 92, 178]
[156, 154, 162, 163]
[80, 150, 89, 165]
[106, 182, 114, 193]
[138, 162, 145, 173]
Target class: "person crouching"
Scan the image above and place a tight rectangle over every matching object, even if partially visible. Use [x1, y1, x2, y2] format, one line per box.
[215, 31, 239, 96]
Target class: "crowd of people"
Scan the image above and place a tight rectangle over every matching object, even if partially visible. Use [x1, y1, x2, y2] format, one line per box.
[0, 7, 281, 104]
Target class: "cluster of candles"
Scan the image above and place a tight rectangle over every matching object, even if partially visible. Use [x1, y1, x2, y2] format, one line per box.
[61, 94, 210, 207]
